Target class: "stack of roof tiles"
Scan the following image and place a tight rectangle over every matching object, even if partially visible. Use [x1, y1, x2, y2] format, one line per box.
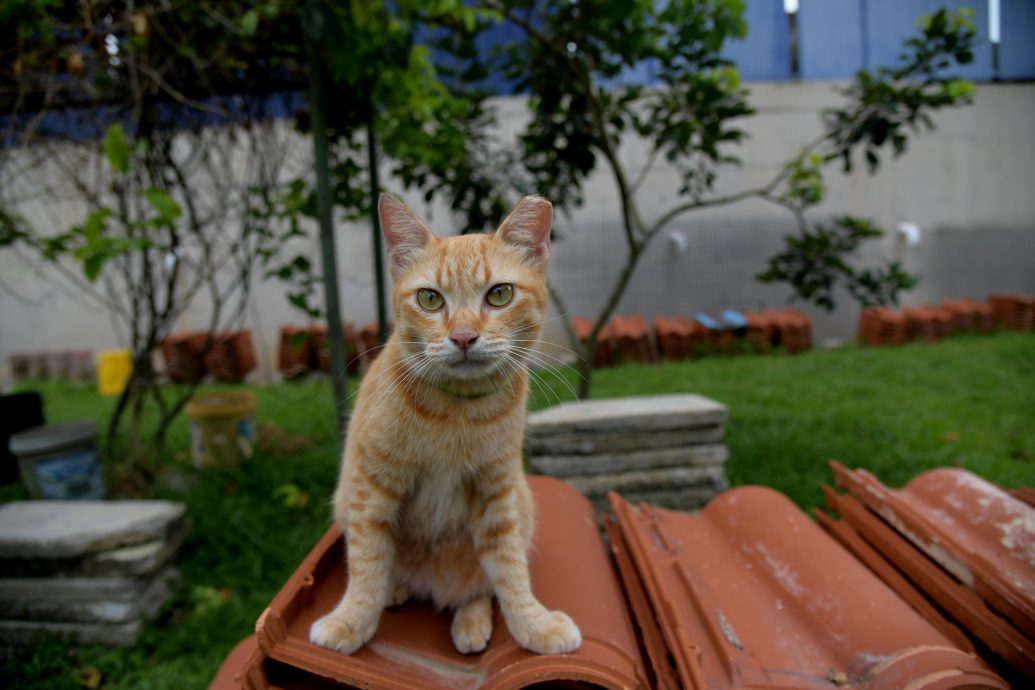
[861, 294, 1034, 346]
[652, 317, 704, 360]
[203, 331, 257, 383]
[573, 317, 614, 368]
[942, 299, 995, 333]
[210, 466, 1015, 690]
[311, 325, 362, 375]
[0, 501, 188, 649]
[524, 395, 729, 514]
[743, 311, 777, 352]
[277, 326, 314, 378]
[610, 314, 656, 363]
[768, 308, 812, 353]
[160, 331, 210, 383]
[902, 306, 955, 342]
[278, 324, 371, 377]
[821, 463, 1034, 683]
[858, 308, 908, 346]
[161, 331, 256, 383]
[989, 293, 1035, 331]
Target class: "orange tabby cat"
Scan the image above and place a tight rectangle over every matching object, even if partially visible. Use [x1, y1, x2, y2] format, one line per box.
[309, 193, 581, 656]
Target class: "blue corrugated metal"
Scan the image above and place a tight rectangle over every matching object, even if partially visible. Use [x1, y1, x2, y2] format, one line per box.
[798, 0, 866, 79]
[1000, 0, 1035, 80]
[862, 0, 993, 80]
[800, 0, 995, 81]
[722, 0, 792, 81]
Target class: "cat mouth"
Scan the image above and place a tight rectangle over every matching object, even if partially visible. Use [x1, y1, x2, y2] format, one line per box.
[443, 354, 497, 377]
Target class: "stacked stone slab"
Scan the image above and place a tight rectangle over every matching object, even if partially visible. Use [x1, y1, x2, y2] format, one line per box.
[0, 500, 189, 647]
[525, 394, 729, 513]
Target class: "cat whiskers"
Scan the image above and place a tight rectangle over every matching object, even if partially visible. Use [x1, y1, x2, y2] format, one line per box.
[506, 346, 581, 403]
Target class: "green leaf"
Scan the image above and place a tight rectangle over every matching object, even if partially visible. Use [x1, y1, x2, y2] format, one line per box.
[103, 124, 130, 174]
[144, 188, 182, 223]
[82, 253, 108, 282]
[241, 9, 259, 36]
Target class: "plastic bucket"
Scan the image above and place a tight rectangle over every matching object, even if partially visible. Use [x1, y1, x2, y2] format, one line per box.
[185, 391, 256, 469]
[97, 349, 132, 396]
[9, 420, 106, 500]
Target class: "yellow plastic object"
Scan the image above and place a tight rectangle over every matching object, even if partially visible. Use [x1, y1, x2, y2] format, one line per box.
[184, 391, 257, 469]
[96, 349, 132, 396]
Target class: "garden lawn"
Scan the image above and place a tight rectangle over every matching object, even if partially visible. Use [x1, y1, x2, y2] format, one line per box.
[2, 332, 1033, 689]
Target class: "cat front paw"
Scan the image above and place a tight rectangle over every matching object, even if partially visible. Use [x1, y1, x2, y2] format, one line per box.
[309, 611, 377, 655]
[451, 597, 493, 654]
[510, 608, 582, 655]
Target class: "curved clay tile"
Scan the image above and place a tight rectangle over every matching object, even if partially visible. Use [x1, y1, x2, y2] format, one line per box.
[832, 463, 1035, 638]
[608, 485, 1006, 690]
[254, 476, 647, 690]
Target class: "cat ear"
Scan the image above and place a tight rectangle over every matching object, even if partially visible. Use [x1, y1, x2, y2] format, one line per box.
[496, 195, 552, 267]
[379, 193, 434, 276]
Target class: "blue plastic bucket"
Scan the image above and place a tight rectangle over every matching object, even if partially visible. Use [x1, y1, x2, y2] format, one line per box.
[9, 420, 105, 500]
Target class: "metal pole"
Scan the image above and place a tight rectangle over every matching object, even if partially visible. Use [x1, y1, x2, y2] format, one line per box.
[366, 116, 389, 344]
[306, 10, 349, 437]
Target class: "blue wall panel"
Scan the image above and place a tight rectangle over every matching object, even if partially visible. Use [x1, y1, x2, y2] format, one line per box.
[722, 0, 792, 81]
[1000, 0, 1035, 80]
[800, 0, 994, 81]
[863, 0, 992, 81]
[798, 0, 865, 79]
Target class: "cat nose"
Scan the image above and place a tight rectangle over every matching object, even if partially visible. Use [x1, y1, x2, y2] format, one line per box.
[449, 329, 479, 351]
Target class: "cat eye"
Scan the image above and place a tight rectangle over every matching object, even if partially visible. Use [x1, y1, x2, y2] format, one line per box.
[417, 289, 444, 311]
[486, 283, 514, 308]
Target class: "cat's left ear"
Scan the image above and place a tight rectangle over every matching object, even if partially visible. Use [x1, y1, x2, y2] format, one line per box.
[496, 195, 552, 268]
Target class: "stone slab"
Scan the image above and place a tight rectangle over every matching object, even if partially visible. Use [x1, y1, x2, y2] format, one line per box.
[611, 486, 727, 512]
[0, 618, 143, 647]
[530, 443, 728, 477]
[525, 426, 724, 455]
[0, 517, 190, 579]
[584, 487, 724, 516]
[0, 568, 178, 624]
[565, 465, 728, 498]
[0, 501, 187, 559]
[526, 394, 727, 436]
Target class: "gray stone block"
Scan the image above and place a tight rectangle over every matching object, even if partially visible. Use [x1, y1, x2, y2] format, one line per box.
[564, 465, 728, 498]
[527, 394, 727, 436]
[525, 426, 724, 456]
[0, 501, 187, 560]
[0, 568, 178, 624]
[0, 518, 190, 579]
[608, 486, 727, 512]
[530, 443, 728, 477]
[0, 618, 143, 647]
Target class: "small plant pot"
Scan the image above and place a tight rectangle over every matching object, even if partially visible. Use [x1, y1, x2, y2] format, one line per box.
[9, 420, 105, 500]
[184, 391, 256, 470]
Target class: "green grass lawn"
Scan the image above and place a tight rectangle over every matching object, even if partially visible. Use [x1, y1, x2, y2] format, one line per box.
[2, 332, 1033, 689]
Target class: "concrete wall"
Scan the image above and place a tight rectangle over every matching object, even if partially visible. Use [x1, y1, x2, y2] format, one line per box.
[1, 82, 1033, 386]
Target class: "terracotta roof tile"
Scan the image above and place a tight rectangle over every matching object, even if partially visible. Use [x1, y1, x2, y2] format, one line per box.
[823, 477, 1034, 680]
[989, 293, 1035, 331]
[574, 316, 614, 368]
[608, 485, 1005, 689]
[253, 476, 647, 690]
[831, 463, 1035, 637]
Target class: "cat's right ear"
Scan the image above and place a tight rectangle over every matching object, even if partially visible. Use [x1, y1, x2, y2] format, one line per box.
[379, 193, 434, 277]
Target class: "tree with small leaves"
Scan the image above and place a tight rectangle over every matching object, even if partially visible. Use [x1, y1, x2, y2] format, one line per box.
[470, 1, 976, 397]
